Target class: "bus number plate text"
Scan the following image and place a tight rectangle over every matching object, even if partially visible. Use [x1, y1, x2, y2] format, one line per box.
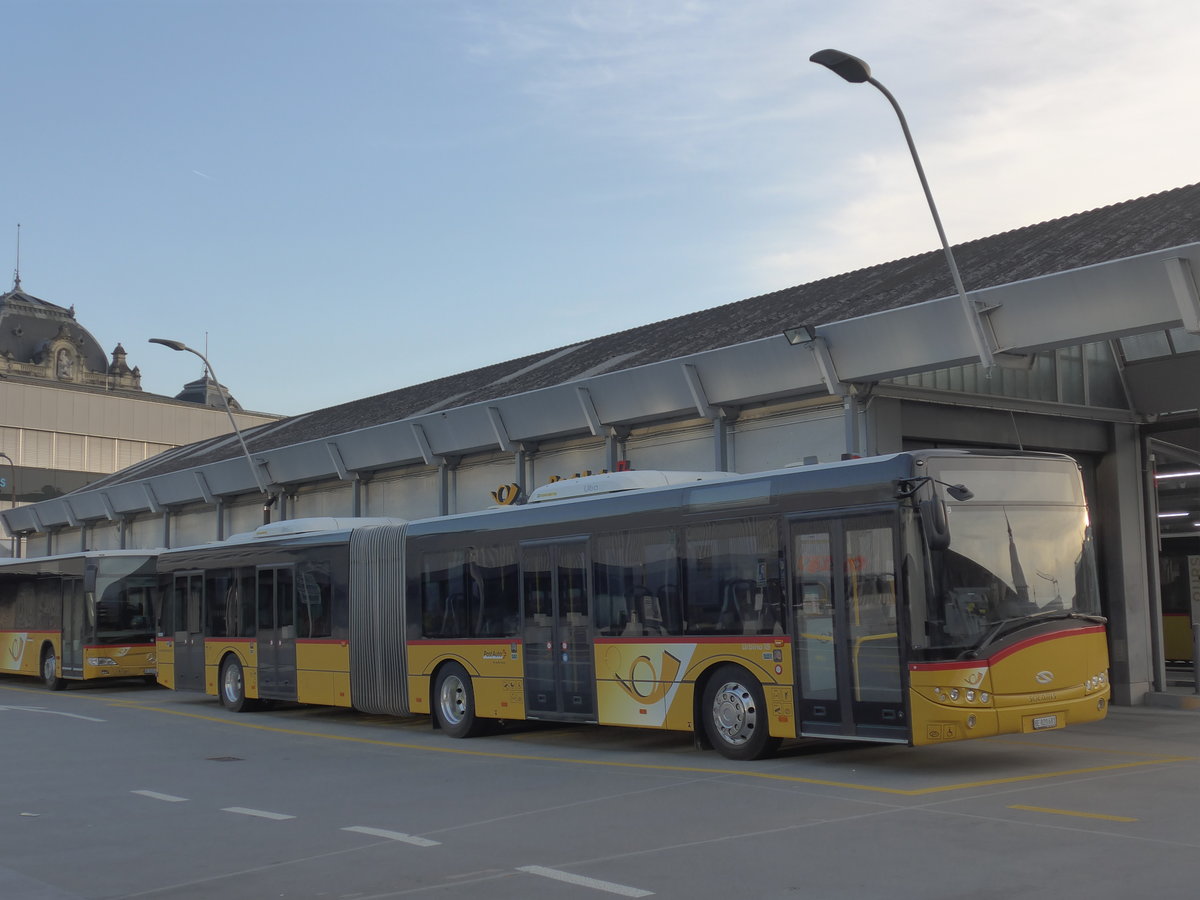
[1032, 714, 1059, 730]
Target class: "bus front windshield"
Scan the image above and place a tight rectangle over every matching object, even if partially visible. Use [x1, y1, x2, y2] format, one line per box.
[914, 462, 1101, 657]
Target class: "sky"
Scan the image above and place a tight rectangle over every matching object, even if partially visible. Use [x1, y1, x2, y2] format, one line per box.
[4, 0, 1199, 417]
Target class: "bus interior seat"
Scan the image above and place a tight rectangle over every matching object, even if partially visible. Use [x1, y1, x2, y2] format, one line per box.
[631, 586, 665, 635]
[718, 579, 757, 632]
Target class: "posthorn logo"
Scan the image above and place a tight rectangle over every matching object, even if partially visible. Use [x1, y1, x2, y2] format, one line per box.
[1035, 671, 1054, 685]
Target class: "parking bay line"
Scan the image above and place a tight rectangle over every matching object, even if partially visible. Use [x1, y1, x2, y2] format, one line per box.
[517, 865, 652, 897]
[341, 826, 440, 846]
[1009, 804, 1139, 823]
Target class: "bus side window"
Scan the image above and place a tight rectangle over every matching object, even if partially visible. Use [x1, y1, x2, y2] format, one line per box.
[237, 569, 256, 637]
[206, 572, 230, 638]
[421, 550, 467, 638]
[592, 527, 679, 636]
[297, 569, 331, 638]
[469, 544, 518, 637]
[657, 584, 683, 635]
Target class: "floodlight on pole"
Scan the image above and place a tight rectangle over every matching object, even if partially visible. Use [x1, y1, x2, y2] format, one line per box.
[149, 338, 268, 495]
[810, 48, 996, 369]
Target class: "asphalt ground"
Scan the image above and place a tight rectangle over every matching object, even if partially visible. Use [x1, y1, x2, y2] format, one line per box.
[2, 678, 1198, 899]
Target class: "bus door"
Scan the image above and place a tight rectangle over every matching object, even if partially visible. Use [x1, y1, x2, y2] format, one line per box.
[172, 573, 206, 692]
[256, 566, 296, 700]
[790, 513, 906, 742]
[521, 540, 595, 720]
[60, 577, 85, 678]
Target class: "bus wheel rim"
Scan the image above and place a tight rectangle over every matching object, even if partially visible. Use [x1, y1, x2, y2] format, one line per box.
[439, 675, 466, 725]
[712, 681, 756, 745]
[224, 663, 242, 702]
[43, 652, 56, 682]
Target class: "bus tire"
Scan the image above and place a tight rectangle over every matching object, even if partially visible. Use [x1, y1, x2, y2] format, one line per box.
[701, 665, 780, 761]
[41, 646, 66, 691]
[434, 662, 489, 738]
[219, 656, 250, 713]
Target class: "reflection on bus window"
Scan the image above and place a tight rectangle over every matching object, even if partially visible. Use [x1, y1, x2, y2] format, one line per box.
[684, 517, 784, 636]
[919, 504, 1098, 652]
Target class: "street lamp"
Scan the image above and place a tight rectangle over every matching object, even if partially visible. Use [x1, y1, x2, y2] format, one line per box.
[0, 451, 16, 556]
[149, 338, 268, 495]
[810, 48, 995, 369]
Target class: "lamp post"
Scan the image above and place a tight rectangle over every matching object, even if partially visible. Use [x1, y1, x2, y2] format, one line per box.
[0, 451, 16, 556]
[810, 48, 995, 369]
[149, 338, 268, 495]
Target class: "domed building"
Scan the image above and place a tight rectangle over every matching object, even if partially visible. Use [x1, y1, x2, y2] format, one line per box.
[0, 278, 143, 392]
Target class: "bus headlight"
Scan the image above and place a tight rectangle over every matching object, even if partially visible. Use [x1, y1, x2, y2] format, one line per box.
[88, 657, 117, 666]
[949, 688, 960, 701]
[966, 690, 977, 702]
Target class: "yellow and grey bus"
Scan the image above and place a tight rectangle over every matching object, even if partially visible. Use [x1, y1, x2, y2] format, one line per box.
[154, 450, 1110, 759]
[0, 550, 159, 689]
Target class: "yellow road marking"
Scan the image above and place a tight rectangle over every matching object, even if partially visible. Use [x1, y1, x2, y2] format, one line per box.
[3, 682, 1193, 797]
[1009, 805, 1139, 822]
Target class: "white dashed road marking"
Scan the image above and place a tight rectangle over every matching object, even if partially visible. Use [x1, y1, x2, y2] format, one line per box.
[341, 826, 440, 846]
[132, 790, 188, 802]
[517, 865, 653, 897]
[221, 806, 296, 820]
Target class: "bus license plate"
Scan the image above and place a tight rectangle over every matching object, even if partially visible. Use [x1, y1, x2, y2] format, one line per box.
[1032, 714, 1059, 730]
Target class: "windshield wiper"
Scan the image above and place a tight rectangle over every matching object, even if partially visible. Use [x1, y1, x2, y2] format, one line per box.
[957, 610, 1106, 659]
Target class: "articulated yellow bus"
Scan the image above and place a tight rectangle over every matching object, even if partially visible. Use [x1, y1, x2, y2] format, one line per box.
[154, 450, 1110, 759]
[0, 550, 159, 689]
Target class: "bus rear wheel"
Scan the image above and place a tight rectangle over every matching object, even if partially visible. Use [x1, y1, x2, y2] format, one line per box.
[219, 656, 250, 713]
[42, 646, 66, 691]
[702, 665, 780, 761]
[434, 662, 489, 738]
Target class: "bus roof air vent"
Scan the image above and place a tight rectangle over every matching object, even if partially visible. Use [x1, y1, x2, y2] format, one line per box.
[226, 516, 408, 542]
[526, 470, 737, 503]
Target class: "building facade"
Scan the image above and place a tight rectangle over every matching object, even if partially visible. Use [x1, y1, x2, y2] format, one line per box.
[0, 280, 279, 555]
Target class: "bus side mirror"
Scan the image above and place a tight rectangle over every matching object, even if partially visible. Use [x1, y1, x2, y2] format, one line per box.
[920, 498, 951, 551]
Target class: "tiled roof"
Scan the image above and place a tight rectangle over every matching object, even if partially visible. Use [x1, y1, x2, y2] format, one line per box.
[91, 182, 1200, 486]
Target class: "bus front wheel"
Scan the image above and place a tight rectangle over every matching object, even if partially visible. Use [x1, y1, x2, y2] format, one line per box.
[701, 665, 780, 761]
[219, 656, 250, 713]
[434, 662, 489, 738]
[41, 646, 65, 691]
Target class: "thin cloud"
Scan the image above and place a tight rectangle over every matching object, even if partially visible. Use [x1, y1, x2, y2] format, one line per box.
[460, 1, 1200, 295]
